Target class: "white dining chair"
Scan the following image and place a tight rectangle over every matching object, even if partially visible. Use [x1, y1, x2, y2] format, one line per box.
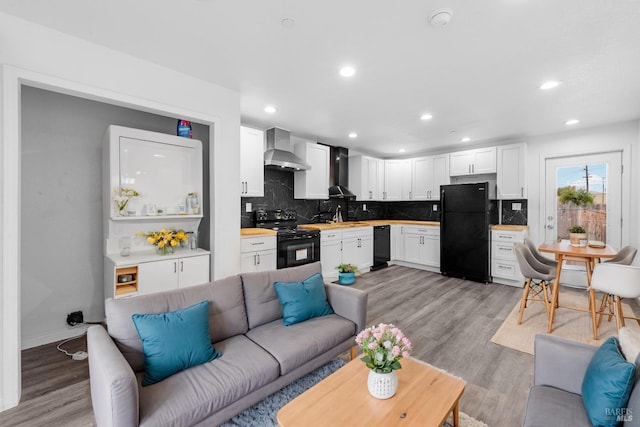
[590, 263, 640, 334]
[597, 246, 637, 327]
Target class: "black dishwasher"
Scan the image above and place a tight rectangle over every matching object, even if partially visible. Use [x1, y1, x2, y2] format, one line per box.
[372, 225, 390, 270]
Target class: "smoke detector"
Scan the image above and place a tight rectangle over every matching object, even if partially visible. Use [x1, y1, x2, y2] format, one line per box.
[430, 8, 453, 27]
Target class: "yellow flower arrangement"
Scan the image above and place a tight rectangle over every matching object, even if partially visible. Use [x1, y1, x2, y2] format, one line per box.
[136, 228, 188, 255]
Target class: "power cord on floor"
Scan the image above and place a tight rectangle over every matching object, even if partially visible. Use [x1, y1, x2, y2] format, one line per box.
[56, 331, 88, 361]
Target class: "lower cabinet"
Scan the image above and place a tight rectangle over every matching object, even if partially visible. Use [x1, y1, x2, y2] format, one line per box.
[320, 227, 373, 279]
[137, 254, 211, 294]
[491, 228, 528, 287]
[240, 235, 277, 273]
[391, 225, 440, 272]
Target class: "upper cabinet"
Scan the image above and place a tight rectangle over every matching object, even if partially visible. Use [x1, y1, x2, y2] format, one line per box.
[349, 155, 383, 201]
[383, 159, 411, 200]
[412, 154, 450, 200]
[450, 147, 497, 176]
[497, 143, 527, 199]
[240, 126, 264, 197]
[294, 142, 330, 199]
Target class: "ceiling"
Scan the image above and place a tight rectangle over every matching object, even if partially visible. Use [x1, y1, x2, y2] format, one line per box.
[2, 0, 640, 157]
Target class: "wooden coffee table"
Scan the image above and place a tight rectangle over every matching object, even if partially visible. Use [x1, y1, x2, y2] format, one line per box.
[277, 357, 465, 426]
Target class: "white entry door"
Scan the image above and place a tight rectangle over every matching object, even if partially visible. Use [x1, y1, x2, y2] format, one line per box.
[544, 151, 622, 286]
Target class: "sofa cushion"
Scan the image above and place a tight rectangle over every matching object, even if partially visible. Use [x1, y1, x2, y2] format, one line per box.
[138, 335, 280, 427]
[246, 313, 355, 375]
[274, 272, 334, 326]
[582, 337, 636, 427]
[132, 300, 221, 386]
[620, 327, 640, 363]
[241, 262, 322, 329]
[106, 275, 247, 372]
[523, 385, 592, 427]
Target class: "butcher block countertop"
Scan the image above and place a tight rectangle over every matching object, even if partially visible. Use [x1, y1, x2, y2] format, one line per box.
[297, 220, 439, 231]
[491, 224, 528, 231]
[240, 228, 278, 236]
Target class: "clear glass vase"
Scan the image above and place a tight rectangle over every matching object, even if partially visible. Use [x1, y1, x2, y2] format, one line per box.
[156, 245, 174, 255]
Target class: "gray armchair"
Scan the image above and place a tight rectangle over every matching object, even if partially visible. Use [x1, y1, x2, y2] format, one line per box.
[523, 334, 640, 426]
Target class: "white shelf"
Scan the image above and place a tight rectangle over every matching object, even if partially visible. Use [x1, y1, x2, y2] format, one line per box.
[110, 214, 203, 221]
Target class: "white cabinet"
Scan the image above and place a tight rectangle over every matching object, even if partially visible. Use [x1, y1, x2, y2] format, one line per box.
[320, 227, 373, 278]
[294, 142, 330, 199]
[137, 253, 210, 294]
[491, 228, 528, 287]
[349, 155, 383, 201]
[450, 147, 497, 176]
[240, 235, 277, 273]
[240, 126, 264, 197]
[412, 154, 450, 200]
[497, 143, 527, 199]
[401, 226, 440, 269]
[383, 159, 412, 200]
[390, 224, 404, 261]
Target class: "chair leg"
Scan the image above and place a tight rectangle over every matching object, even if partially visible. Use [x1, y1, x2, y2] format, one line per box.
[541, 281, 551, 317]
[617, 296, 626, 328]
[518, 279, 532, 325]
[589, 288, 598, 340]
[597, 293, 609, 328]
[614, 296, 623, 333]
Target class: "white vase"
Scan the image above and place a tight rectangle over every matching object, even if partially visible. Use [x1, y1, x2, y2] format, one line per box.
[367, 370, 398, 399]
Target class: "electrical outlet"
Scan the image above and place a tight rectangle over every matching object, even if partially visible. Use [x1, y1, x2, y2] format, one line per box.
[362, 204, 367, 211]
[245, 202, 252, 212]
[66, 311, 83, 326]
[512, 203, 522, 211]
[432, 205, 438, 211]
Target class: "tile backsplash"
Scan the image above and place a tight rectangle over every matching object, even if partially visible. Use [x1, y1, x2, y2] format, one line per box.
[501, 199, 528, 225]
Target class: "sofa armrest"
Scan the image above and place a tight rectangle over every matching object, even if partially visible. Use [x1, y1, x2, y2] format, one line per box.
[87, 325, 139, 427]
[533, 334, 598, 395]
[324, 283, 368, 333]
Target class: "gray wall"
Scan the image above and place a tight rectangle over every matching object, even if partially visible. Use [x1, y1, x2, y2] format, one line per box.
[20, 86, 209, 348]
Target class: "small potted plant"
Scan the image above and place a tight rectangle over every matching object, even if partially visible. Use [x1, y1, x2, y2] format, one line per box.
[568, 225, 587, 247]
[336, 263, 358, 285]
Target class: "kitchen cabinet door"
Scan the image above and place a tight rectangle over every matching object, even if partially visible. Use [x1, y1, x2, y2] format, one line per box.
[473, 147, 497, 174]
[422, 235, 440, 268]
[240, 126, 264, 197]
[497, 143, 527, 199]
[403, 233, 422, 264]
[137, 259, 178, 295]
[178, 254, 210, 288]
[366, 157, 383, 200]
[294, 142, 330, 199]
[449, 151, 473, 176]
[349, 155, 382, 201]
[320, 236, 342, 277]
[412, 157, 431, 200]
[390, 225, 404, 261]
[430, 154, 450, 200]
[384, 159, 411, 200]
[240, 249, 277, 273]
[357, 234, 374, 270]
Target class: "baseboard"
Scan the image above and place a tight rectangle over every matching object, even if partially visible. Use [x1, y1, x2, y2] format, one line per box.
[21, 324, 89, 350]
[390, 260, 440, 273]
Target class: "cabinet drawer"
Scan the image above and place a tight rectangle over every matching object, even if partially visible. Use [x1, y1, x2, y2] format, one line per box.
[492, 259, 520, 280]
[404, 225, 440, 236]
[321, 230, 343, 242]
[492, 231, 520, 242]
[241, 236, 276, 253]
[492, 241, 516, 261]
[342, 227, 373, 239]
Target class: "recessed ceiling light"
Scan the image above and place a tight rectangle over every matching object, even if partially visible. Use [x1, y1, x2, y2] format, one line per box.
[264, 105, 277, 113]
[565, 119, 580, 125]
[461, 137, 471, 142]
[339, 66, 356, 77]
[430, 8, 453, 27]
[420, 113, 433, 121]
[281, 18, 295, 29]
[348, 132, 358, 138]
[540, 81, 562, 90]
[398, 148, 406, 153]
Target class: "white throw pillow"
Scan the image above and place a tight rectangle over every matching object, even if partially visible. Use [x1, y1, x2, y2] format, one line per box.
[618, 327, 640, 363]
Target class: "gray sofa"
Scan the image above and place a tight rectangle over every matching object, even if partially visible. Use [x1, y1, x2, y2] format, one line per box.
[87, 262, 368, 427]
[523, 334, 640, 427]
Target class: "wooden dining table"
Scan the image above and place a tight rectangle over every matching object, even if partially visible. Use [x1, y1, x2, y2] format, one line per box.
[538, 240, 617, 339]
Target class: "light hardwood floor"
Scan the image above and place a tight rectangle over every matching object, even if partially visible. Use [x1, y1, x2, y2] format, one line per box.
[2, 265, 605, 426]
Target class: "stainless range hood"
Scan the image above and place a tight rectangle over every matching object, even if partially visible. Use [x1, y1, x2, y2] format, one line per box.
[264, 127, 310, 171]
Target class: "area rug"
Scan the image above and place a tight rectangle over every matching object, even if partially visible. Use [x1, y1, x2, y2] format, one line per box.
[491, 287, 640, 354]
[221, 357, 488, 427]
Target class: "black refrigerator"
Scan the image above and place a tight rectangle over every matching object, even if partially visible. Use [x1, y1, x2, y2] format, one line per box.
[440, 183, 497, 283]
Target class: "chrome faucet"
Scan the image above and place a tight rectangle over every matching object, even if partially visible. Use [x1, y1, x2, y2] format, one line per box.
[334, 205, 343, 223]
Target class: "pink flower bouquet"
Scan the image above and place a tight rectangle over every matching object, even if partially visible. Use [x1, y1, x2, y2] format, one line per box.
[355, 323, 412, 373]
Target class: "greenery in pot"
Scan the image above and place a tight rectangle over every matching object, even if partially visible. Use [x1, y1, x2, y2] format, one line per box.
[336, 263, 359, 274]
[568, 225, 587, 234]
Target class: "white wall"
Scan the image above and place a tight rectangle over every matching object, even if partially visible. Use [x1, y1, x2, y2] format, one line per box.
[0, 11, 241, 410]
[524, 120, 640, 254]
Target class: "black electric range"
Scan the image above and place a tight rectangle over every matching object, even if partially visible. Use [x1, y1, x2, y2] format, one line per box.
[254, 209, 320, 269]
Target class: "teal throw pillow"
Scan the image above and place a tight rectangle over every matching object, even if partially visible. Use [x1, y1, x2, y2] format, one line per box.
[274, 272, 334, 326]
[582, 336, 636, 427]
[132, 300, 221, 386]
